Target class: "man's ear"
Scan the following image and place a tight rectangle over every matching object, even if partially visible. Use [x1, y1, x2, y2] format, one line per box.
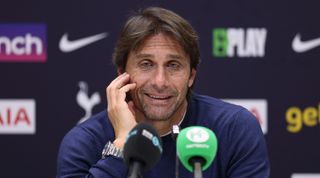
[188, 69, 196, 87]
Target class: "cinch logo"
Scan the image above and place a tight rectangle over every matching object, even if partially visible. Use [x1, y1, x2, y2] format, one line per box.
[0, 24, 46, 62]
[212, 28, 267, 58]
[223, 99, 268, 134]
[286, 104, 320, 133]
[0, 99, 36, 134]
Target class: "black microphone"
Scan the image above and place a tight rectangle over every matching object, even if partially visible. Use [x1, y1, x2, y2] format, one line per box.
[123, 123, 163, 178]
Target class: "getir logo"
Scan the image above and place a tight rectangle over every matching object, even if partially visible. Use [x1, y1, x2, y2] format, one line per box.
[286, 103, 320, 133]
[0, 24, 46, 62]
[223, 99, 268, 134]
[212, 28, 267, 58]
[0, 99, 36, 134]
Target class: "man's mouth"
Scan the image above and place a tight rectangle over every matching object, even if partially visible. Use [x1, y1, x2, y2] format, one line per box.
[145, 93, 172, 100]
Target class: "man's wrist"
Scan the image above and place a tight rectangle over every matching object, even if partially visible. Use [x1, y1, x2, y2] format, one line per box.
[113, 138, 126, 149]
[102, 141, 123, 159]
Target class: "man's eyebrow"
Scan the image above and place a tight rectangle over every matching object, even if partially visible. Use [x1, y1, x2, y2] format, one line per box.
[167, 54, 184, 60]
[134, 53, 186, 61]
[135, 53, 154, 59]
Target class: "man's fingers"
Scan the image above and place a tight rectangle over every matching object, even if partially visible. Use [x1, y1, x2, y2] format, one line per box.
[108, 72, 126, 86]
[128, 101, 136, 116]
[116, 83, 136, 101]
[119, 83, 136, 93]
[106, 73, 137, 113]
[106, 73, 131, 105]
[109, 72, 130, 90]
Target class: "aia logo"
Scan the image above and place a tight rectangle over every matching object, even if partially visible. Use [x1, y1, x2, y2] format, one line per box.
[223, 99, 268, 134]
[0, 99, 36, 134]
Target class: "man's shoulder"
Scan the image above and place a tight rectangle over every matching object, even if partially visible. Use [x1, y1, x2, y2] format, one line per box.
[190, 93, 256, 128]
[57, 111, 114, 171]
[62, 110, 114, 145]
[78, 110, 110, 133]
[191, 93, 244, 114]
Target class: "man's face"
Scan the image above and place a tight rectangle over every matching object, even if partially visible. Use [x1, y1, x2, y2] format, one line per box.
[125, 33, 196, 121]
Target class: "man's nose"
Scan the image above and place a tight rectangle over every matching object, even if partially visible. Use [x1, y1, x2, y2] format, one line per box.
[152, 67, 168, 89]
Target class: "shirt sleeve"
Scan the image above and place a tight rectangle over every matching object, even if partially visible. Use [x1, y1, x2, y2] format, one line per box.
[56, 126, 127, 178]
[225, 108, 270, 178]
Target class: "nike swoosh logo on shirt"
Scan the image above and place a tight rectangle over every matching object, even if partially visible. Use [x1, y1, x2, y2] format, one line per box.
[292, 34, 320, 53]
[59, 32, 108, 53]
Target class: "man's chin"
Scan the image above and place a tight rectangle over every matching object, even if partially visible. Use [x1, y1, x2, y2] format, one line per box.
[145, 117, 170, 122]
[138, 103, 170, 118]
[143, 110, 172, 122]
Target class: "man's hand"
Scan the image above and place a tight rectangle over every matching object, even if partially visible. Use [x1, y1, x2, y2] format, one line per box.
[106, 72, 137, 149]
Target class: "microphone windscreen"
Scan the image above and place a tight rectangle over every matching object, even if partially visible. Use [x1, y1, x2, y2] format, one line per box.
[176, 126, 218, 172]
[123, 123, 163, 171]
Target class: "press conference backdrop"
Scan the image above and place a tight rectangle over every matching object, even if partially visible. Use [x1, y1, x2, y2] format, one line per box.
[0, 0, 319, 177]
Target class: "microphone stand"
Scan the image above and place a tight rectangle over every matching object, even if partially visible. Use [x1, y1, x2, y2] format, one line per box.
[127, 161, 143, 178]
[171, 125, 180, 178]
[175, 155, 180, 178]
[193, 162, 202, 178]
[190, 157, 205, 178]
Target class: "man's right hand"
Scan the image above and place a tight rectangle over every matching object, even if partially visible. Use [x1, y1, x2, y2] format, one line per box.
[106, 72, 137, 149]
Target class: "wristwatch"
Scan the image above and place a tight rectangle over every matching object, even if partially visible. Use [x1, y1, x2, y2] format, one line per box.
[101, 141, 123, 159]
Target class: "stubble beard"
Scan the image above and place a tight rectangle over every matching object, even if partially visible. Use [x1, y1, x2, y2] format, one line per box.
[133, 85, 188, 122]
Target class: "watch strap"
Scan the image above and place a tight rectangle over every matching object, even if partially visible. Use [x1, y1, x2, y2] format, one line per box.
[102, 141, 123, 159]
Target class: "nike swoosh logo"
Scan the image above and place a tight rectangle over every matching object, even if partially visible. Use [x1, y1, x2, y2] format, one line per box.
[292, 34, 320, 53]
[59, 32, 108, 53]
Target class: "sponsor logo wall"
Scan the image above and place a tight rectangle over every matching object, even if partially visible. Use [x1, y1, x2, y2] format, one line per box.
[286, 103, 320, 133]
[0, 99, 36, 134]
[0, 0, 319, 177]
[212, 28, 267, 58]
[0, 24, 47, 62]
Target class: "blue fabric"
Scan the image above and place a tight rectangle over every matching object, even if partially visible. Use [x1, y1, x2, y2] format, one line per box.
[57, 93, 270, 178]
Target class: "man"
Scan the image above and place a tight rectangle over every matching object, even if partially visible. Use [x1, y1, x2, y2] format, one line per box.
[57, 7, 270, 178]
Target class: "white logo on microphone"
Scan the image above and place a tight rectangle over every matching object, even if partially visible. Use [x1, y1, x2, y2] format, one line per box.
[186, 128, 209, 143]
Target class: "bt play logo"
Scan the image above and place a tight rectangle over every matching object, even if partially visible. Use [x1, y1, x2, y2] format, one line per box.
[212, 28, 267, 58]
[0, 23, 47, 62]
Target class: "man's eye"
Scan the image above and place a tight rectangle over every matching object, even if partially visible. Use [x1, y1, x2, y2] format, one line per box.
[167, 63, 180, 70]
[139, 61, 153, 69]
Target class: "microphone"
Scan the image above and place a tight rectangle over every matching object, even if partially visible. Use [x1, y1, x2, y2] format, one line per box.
[123, 123, 163, 178]
[176, 126, 218, 178]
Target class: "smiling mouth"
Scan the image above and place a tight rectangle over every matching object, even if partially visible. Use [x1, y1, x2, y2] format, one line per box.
[145, 93, 172, 100]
